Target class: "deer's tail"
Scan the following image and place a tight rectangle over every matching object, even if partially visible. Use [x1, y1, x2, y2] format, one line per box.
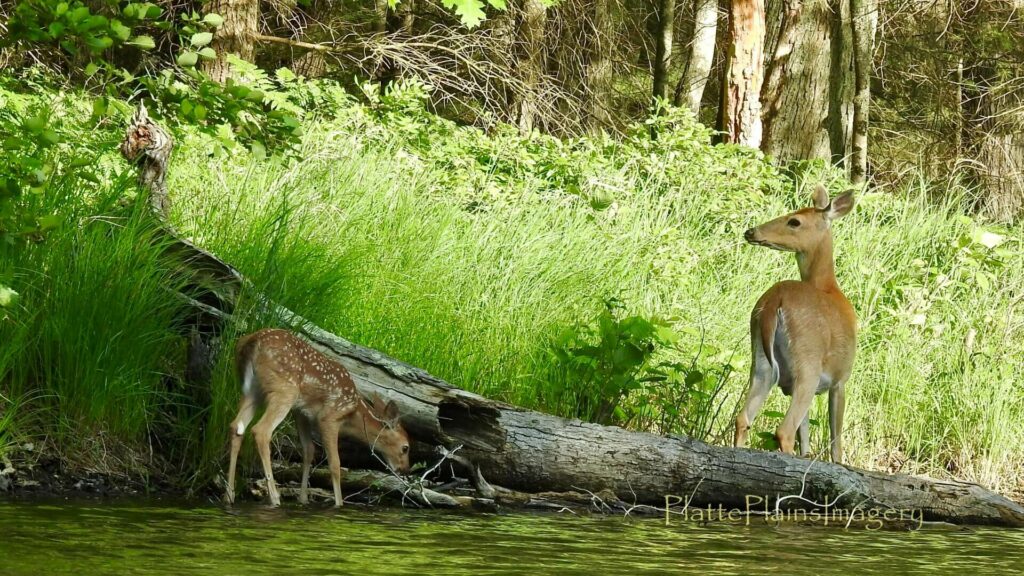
[234, 332, 260, 396]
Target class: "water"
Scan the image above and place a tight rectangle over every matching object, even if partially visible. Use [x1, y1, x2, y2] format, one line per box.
[2, 499, 1023, 574]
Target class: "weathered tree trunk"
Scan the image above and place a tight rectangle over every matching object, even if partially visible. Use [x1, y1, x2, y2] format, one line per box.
[375, 0, 415, 93]
[827, 0, 853, 167]
[760, 0, 834, 162]
[517, 0, 548, 134]
[121, 111, 1024, 527]
[584, 0, 615, 132]
[202, 0, 259, 82]
[848, 0, 875, 183]
[652, 0, 677, 102]
[720, 0, 765, 147]
[673, 0, 719, 114]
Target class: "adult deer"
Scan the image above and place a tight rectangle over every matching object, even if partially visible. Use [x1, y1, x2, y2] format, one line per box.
[734, 185, 856, 463]
[225, 329, 411, 507]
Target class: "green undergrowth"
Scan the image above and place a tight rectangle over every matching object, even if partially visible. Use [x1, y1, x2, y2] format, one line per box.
[1, 74, 1021, 494]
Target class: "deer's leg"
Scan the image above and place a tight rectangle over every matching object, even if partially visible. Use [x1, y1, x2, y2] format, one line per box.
[296, 415, 315, 505]
[776, 368, 817, 455]
[828, 383, 846, 464]
[226, 394, 257, 505]
[735, 339, 774, 448]
[319, 418, 343, 507]
[251, 394, 293, 507]
[798, 413, 810, 457]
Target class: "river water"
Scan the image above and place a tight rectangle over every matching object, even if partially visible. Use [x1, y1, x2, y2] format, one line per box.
[1, 499, 1022, 574]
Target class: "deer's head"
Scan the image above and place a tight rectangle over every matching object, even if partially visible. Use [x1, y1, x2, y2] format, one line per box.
[743, 184, 855, 254]
[365, 394, 411, 474]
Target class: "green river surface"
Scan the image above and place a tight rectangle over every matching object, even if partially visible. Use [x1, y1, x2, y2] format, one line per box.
[2, 499, 1023, 574]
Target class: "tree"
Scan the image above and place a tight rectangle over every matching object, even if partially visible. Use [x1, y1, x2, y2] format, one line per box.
[584, 0, 616, 132]
[517, 0, 549, 133]
[673, 0, 719, 114]
[202, 0, 259, 82]
[652, 0, 676, 102]
[720, 0, 766, 146]
[849, 0, 875, 183]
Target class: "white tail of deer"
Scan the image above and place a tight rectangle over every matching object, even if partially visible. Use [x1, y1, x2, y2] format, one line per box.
[734, 184, 857, 463]
[225, 329, 411, 507]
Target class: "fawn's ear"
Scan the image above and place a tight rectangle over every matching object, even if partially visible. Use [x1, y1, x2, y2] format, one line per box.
[383, 399, 400, 421]
[825, 191, 855, 220]
[811, 184, 830, 210]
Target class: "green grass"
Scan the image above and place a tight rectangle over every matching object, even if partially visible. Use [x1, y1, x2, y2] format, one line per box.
[165, 121, 1024, 492]
[1, 82, 1021, 494]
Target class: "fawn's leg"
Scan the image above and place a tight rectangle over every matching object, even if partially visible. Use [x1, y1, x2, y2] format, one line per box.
[226, 394, 257, 505]
[296, 415, 315, 505]
[829, 383, 846, 464]
[319, 418, 343, 507]
[250, 394, 293, 507]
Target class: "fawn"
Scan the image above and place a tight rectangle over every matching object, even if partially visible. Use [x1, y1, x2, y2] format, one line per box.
[734, 184, 857, 463]
[225, 329, 411, 507]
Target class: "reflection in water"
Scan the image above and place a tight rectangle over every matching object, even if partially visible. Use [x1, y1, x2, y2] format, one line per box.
[1, 499, 1023, 575]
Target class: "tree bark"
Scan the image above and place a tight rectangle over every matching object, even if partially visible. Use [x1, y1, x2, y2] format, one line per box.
[121, 114, 1024, 528]
[827, 0, 853, 167]
[653, 0, 677, 103]
[584, 0, 615, 132]
[848, 0, 875, 183]
[760, 0, 843, 164]
[674, 0, 719, 114]
[517, 0, 548, 134]
[202, 0, 259, 82]
[720, 0, 765, 147]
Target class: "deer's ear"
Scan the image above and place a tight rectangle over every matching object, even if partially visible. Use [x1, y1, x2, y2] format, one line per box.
[383, 399, 400, 421]
[811, 184, 830, 210]
[826, 191, 855, 220]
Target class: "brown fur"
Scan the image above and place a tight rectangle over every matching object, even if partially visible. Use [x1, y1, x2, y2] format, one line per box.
[225, 329, 411, 507]
[734, 185, 857, 463]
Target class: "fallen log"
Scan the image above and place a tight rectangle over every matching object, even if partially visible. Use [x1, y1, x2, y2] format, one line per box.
[121, 108, 1024, 527]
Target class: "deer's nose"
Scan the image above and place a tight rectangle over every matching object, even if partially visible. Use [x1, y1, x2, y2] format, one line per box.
[744, 228, 756, 242]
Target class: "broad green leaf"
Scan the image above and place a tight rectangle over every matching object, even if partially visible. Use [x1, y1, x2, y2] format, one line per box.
[128, 35, 156, 50]
[191, 32, 214, 47]
[442, 0, 486, 28]
[55, 2, 69, 16]
[176, 51, 199, 67]
[202, 13, 224, 27]
[0, 286, 18, 308]
[109, 19, 131, 41]
[198, 47, 216, 60]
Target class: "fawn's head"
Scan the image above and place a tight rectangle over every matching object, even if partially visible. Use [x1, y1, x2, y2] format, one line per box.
[364, 394, 411, 474]
[744, 184, 855, 254]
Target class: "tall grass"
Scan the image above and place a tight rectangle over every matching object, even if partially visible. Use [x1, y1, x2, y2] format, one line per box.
[167, 124, 1024, 492]
[1, 85, 1020, 494]
[0, 175, 188, 472]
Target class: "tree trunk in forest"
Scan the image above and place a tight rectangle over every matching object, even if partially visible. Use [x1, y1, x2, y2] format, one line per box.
[375, 0, 415, 93]
[121, 110, 1024, 527]
[673, 0, 718, 114]
[202, 0, 259, 82]
[584, 0, 615, 132]
[720, 0, 765, 147]
[653, 0, 676, 103]
[517, 0, 548, 134]
[848, 0, 875, 184]
[760, 0, 838, 164]
[827, 0, 853, 167]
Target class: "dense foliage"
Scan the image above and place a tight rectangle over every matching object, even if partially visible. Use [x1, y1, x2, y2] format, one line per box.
[0, 69, 1021, 495]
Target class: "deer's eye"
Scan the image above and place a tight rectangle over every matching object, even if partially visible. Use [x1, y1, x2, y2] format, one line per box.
[787, 218, 801, 228]
[402, 445, 410, 454]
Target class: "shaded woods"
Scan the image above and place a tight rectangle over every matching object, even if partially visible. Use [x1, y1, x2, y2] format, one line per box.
[0, 0, 1022, 506]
